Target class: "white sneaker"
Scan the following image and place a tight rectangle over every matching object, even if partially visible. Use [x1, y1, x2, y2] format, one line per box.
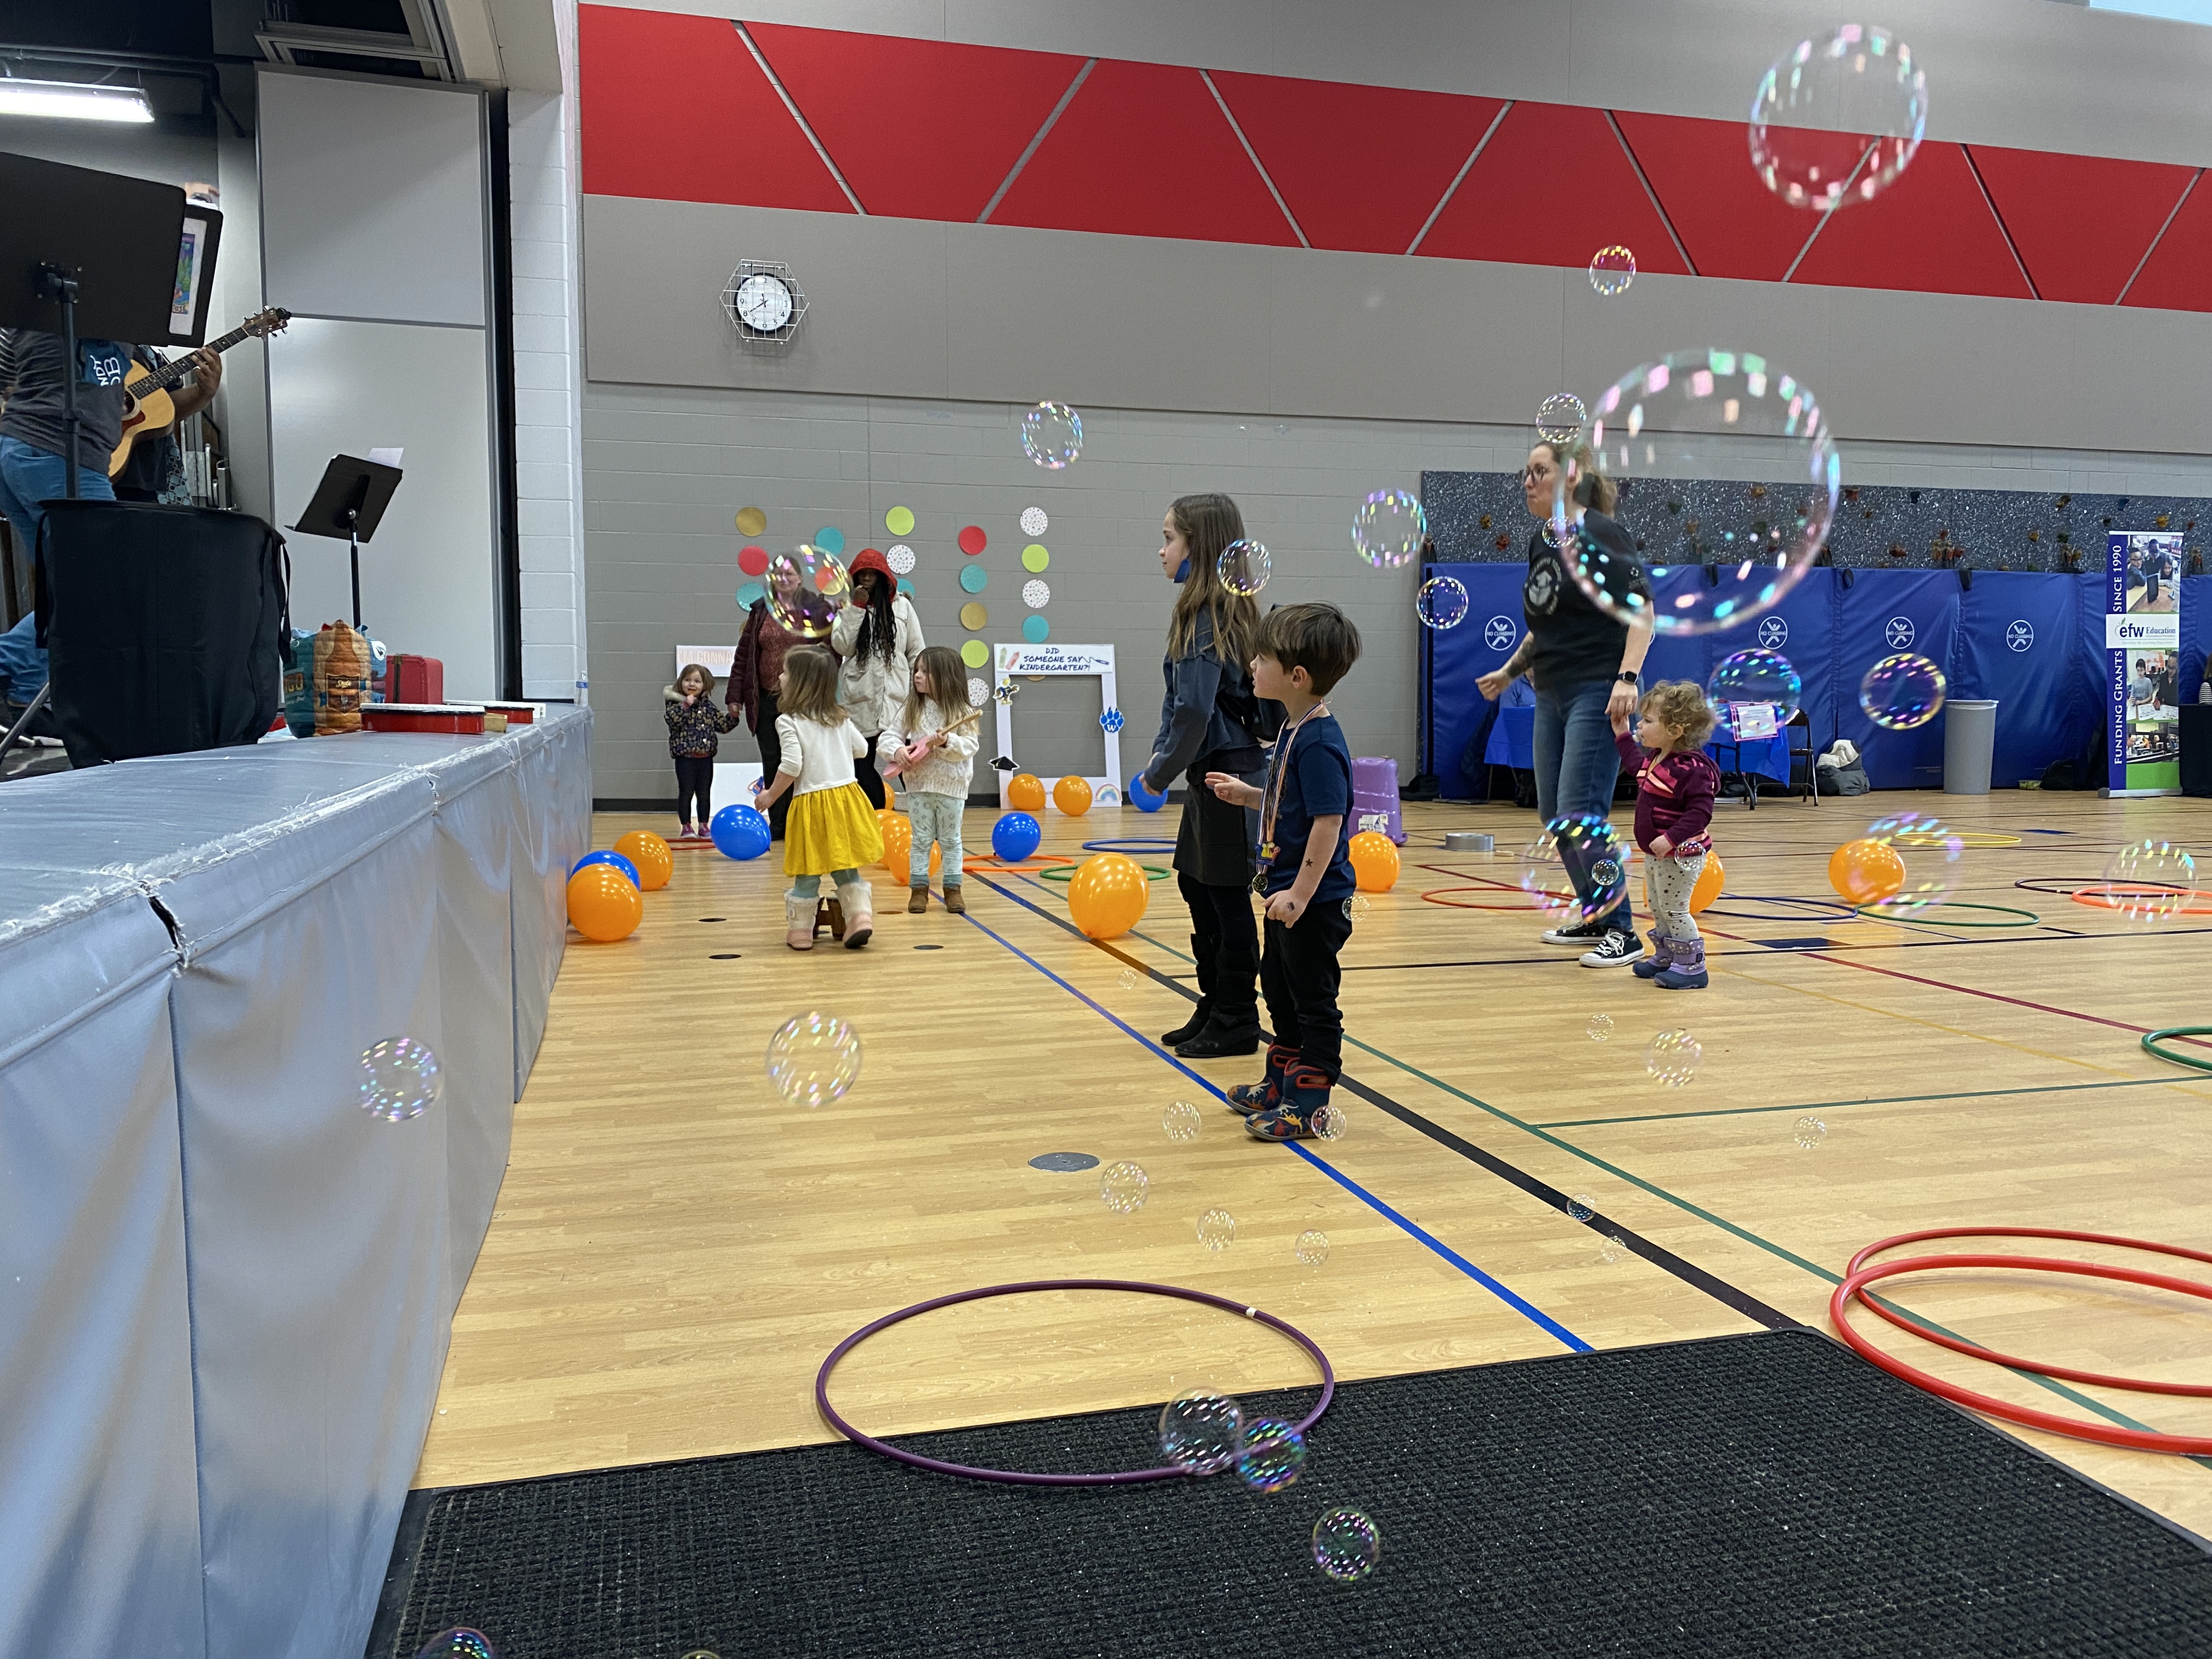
[1578, 931, 1643, 968]
[1541, 917, 1609, 946]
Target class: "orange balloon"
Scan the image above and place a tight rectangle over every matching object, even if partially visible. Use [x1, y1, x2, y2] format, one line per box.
[1829, 838, 1906, 905]
[1067, 851, 1150, 939]
[613, 830, 673, 891]
[1688, 849, 1725, 914]
[566, 865, 644, 942]
[1007, 772, 1046, 812]
[1052, 775, 1094, 816]
[1347, 830, 1400, 893]
[879, 814, 943, 885]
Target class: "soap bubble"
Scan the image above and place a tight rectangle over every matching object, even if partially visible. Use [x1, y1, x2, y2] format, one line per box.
[359, 1036, 442, 1121]
[1862, 811, 1963, 914]
[1751, 24, 1926, 211]
[415, 1634, 494, 1659]
[1859, 653, 1946, 730]
[1237, 1418, 1307, 1492]
[1567, 1193, 1596, 1222]
[1198, 1207, 1236, 1252]
[1537, 392, 1587, 444]
[1100, 1161, 1150, 1214]
[1588, 245, 1637, 296]
[1579, 350, 1840, 637]
[1311, 1102, 1346, 1142]
[1118, 967, 1143, 991]
[1708, 648, 1803, 737]
[1598, 1234, 1627, 1265]
[765, 1011, 862, 1108]
[1415, 575, 1469, 630]
[1351, 489, 1426, 568]
[1794, 1114, 1828, 1149]
[1585, 1015, 1613, 1043]
[1295, 1228, 1330, 1267]
[1020, 506, 1049, 536]
[1312, 1508, 1383, 1583]
[1342, 894, 1370, 921]
[1163, 1099, 1203, 1142]
[1159, 1392, 1243, 1474]
[1645, 1029, 1702, 1087]
[1518, 814, 1629, 923]
[1020, 401, 1083, 468]
[764, 544, 850, 640]
[2101, 839, 2198, 921]
[1218, 538, 1271, 597]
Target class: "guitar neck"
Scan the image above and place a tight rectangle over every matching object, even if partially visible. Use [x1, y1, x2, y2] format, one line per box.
[126, 324, 253, 398]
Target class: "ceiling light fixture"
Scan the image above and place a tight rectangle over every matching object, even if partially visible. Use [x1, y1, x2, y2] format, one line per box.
[0, 78, 155, 124]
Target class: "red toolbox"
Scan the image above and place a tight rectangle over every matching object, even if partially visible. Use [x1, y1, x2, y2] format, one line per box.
[386, 654, 445, 705]
[362, 703, 486, 735]
[480, 700, 543, 724]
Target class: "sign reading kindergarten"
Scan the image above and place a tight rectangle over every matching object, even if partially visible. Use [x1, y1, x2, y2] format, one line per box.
[2105, 531, 2185, 795]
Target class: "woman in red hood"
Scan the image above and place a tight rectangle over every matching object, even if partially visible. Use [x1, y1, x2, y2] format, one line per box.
[830, 546, 926, 809]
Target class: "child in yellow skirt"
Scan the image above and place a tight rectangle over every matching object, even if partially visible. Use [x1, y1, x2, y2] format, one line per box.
[752, 646, 886, 951]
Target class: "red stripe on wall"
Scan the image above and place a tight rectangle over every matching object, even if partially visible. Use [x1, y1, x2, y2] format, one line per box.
[1614, 111, 1824, 283]
[2121, 173, 2212, 312]
[578, 5, 850, 212]
[748, 22, 1086, 222]
[1968, 145, 2197, 304]
[1787, 143, 2033, 301]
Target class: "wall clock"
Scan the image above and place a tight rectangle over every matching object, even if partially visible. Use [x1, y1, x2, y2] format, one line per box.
[721, 259, 807, 349]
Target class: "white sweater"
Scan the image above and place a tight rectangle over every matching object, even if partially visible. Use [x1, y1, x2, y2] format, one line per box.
[878, 698, 979, 798]
[830, 595, 926, 734]
[775, 713, 869, 796]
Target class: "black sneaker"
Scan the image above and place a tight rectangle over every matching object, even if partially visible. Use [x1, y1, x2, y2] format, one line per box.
[1578, 931, 1643, 968]
[1541, 916, 1607, 946]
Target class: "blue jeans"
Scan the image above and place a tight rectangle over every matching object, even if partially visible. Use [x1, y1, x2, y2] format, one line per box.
[0, 436, 115, 702]
[904, 790, 965, 888]
[1532, 677, 1631, 935]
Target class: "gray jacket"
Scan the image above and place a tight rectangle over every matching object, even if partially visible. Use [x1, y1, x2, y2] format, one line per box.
[1145, 609, 1261, 792]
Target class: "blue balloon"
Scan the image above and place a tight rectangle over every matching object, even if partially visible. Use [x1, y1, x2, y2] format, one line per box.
[710, 803, 772, 861]
[1128, 771, 1169, 813]
[572, 849, 639, 885]
[991, 810, 1042, 862]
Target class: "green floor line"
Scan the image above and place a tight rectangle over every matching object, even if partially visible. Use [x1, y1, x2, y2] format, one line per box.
[1087, 912, 2196, 1451]
[1541, 1075, 2193, 1128]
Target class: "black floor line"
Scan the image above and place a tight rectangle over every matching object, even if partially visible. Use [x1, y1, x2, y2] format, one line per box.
[968, 872, 1800, 1335]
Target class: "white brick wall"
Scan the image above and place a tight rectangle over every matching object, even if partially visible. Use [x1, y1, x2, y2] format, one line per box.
[507, 7, 588, 703]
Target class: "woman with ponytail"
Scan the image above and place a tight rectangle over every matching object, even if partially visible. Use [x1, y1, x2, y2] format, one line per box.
[1476, 438, 1652, 968]
[1139, 493, 1276, 1058]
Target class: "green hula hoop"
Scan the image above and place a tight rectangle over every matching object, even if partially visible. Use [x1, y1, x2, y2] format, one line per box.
[2142, 1026, 2212, 1075]
[1040, 862, 1172, 883]
[1851, 900, 2040, 928]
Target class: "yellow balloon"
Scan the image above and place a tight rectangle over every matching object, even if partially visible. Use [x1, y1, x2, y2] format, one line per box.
[1067, 853, 1149, 939]
[613, 830, 672, 891]
[1347, 830, 1400, 893]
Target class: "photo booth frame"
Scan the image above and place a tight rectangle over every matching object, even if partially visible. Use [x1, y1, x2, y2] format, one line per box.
[992, 641, 1122, 810]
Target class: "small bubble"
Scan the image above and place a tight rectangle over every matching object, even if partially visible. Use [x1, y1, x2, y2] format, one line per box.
[1100, 1161, 1149, 1214]
[1312, 1508, 1383, 1582]
[1585, 1014, 1613, 1043]
[1197, 1208, 1235, 1252]
[1162, 1100, 1202, 1142]
[1310, 1102, 1346, 1142]
[1567, 1193, 1596, 1222]
[1237, 1418, 1307, 1492]
[1598, 1235, 1627, 1265]
[1159, 1392, 1242, 1473]
[1295, 1228, 1330, 1267]
[1793, 1115, 1829, 1149]
[1118, 967, 1143, 991]
[359, 1037, 442, 1121]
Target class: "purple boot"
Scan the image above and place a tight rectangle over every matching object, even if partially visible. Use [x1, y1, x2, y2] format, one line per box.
[1632, 930, 1675, 980]
[1655, 938, 1708, 990]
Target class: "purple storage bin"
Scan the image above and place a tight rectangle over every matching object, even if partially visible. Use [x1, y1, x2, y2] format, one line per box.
[1351, 755, 1405, 845]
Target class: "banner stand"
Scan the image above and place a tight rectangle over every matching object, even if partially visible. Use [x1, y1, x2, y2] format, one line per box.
[2103, 532, 2185, 797]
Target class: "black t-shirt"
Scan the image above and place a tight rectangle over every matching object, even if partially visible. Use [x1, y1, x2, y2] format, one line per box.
[1522, 511, 1649, 692]
[116, 346, 174, 497]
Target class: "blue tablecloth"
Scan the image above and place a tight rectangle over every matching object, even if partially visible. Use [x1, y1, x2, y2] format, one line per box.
[1485, 704, 1791, 785]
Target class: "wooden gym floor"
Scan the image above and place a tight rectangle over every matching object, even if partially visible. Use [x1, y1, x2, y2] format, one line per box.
[413, 791, 2212, 1538]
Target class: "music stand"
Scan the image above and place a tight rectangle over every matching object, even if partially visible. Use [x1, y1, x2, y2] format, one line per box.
[290, 455, 402, 629]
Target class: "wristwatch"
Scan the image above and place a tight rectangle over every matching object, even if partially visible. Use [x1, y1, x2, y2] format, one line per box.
[1615, 671, 1641, 686]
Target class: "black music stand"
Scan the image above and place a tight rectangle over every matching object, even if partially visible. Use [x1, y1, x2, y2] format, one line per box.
[0, 154, 184, 769]
[290, 455, 402, 629]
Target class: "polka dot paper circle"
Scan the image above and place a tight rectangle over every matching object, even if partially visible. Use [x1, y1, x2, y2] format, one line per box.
[737, 545, 769, 577]
[1022, 615, 1049, 644]
[967, 677, 989, 706]
[1020, 507, 1048, 537]
[960, 640, 989, 669]
[735, 506, 766, 537]
[958, 526, 987, 556]
[960, 564, 989, 594]
[885, 506, 915, 536]
[960, 601, 989, 631]
[1022, 544, 1049, 572]
[885, 544, 916, 574]
[815, 526, 846, 556]
[737, 582, 765, 609]
[1023, 579, 1049, 608]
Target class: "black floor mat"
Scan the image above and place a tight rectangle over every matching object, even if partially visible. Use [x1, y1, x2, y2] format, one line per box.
[379, 1330, 2212, 1658]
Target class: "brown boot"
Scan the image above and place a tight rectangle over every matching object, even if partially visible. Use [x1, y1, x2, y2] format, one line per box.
[816, 897, 845, 941]
[943, 885, 966, 915]
[907, 887, 929, 914]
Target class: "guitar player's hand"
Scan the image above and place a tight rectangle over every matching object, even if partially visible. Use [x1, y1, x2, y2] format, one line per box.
[172, 348, 224, 422]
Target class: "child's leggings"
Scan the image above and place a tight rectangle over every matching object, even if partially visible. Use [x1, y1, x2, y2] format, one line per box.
[789, 870, 860, 898]
[674, 755, 713, 824]
[905, 791, 964, 888]
[1643, 848, 1708, 941]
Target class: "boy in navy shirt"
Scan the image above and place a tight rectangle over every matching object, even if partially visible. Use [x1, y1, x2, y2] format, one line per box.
[1204, 603, 1362, 1142]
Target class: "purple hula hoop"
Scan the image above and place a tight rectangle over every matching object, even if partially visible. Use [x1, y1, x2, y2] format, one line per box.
[814, 1277, 1338, 1487]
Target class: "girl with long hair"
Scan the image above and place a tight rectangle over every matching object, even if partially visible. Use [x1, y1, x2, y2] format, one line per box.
[752, 646, 885, 951]
[1139, 492, 1275, 1058]
[879, 644, 980, 913]
[829, 548, 924, 809]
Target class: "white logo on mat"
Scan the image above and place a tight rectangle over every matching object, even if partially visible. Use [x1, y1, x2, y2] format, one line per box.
[1884, 617, 1916, 650]
[1756, 616, 1790, 648]
[2006, 620, 2035, 652]
[1483, 616, 1518, 651]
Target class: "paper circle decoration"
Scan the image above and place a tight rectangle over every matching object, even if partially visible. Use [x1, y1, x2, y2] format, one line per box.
[958, 526, 988, 555]
[1020, 507, 1048, 536]
[960, 640, 989, 668]
[737, 545, 769, 577]
[885, 544, 916, 574]
[737, 582, 765, 608]
[960, 564, 989, 594]
[815, 526, 846, 555]
[1023, 579, 1049, 608]
[885, 506, 915, 535]
[960, 601, 989, 630]
[735, 506, 766, 536]
[1022, 615, 1049, 643]
[1022, 544, 1049, 572]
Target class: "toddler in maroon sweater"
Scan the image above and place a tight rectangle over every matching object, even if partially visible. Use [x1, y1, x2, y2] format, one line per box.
[1610, 681, 1720, 989]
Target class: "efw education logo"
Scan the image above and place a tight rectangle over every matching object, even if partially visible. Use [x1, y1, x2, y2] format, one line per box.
[1482, 616, 1518, 652]
[1756, 616, 1790, 649]
[2006, 620, 2035, 652]
[1884, 616, 1916, 650]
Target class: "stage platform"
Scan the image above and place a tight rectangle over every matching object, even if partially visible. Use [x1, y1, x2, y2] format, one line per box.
[0, 708, 591, 1659]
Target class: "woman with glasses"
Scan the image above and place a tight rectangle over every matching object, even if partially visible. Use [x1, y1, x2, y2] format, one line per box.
[1476, 439, 1652, 967]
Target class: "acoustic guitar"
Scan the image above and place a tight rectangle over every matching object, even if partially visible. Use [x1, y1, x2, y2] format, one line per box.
[108, 306, 291, 477]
